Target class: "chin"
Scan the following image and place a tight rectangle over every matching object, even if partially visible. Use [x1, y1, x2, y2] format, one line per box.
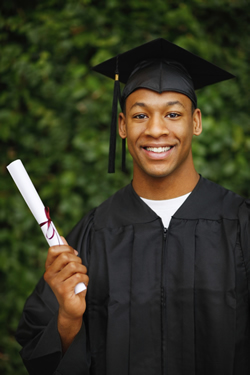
[145, 169, 173, 179]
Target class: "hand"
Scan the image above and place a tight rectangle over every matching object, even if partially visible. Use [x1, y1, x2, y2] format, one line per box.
[44, 237, 89, 352]
[44, 237, 89, 321]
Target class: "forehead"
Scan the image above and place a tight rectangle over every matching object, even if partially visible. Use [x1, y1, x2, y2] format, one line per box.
[125, 88, 192, 110]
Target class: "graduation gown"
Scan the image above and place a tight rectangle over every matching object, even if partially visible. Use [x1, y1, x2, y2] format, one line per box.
[16, 176, 250, 375]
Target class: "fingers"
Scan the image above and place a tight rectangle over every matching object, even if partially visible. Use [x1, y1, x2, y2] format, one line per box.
[45, 249, 87, 279]
[60, 236, 69, 246]
[60, 237, 78, 255]
[44, 242, 88, 288]
[52, 254, 86, 277]
[44, 239, 89, 320]
[49, 262, 89, 290]
[60, 236, 67, 245]
[45, 243, 77, 269]
[59, 271, 89, 293]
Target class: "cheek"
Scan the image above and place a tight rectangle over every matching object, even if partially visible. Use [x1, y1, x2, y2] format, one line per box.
[126, 137, 136, 156]
[126, 127, 141, 145]
[126, 130, 142, 160]
[174, 123, 194, 142]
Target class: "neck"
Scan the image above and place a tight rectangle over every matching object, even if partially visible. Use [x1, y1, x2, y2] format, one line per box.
[132, 167, 200, 200]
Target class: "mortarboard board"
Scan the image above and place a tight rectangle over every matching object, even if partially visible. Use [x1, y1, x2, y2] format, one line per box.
[92, 38, 235, 173]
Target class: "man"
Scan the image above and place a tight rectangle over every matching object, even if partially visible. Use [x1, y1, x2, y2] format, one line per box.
[16, 39, 250, 375]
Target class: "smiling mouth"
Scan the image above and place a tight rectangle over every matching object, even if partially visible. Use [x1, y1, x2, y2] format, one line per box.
[144, 146, 172, 153]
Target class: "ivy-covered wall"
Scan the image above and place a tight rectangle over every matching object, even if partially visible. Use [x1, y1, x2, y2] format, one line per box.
[0, 0, 249, 373]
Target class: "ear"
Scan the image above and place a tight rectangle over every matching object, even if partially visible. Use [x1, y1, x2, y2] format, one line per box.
[193, 108, 202, 136]
[118, 112, 127, 139]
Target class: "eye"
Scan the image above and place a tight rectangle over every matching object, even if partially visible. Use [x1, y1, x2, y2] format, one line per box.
[166, 112, 180, 119]
[133, 113, 148, 119]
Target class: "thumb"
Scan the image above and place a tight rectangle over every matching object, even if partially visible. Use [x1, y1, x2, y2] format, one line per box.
[60, 236, 68, 245]
[60, 236, 78, 256]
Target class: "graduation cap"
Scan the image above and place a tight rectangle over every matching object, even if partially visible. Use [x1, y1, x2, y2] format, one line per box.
[92, 38, 235, 173]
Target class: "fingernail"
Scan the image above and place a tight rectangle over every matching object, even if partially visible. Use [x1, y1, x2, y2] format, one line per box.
[74, 250, 78, 256]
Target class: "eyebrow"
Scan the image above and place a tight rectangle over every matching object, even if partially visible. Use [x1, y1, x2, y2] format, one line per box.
[129, 102, 147, 111]
[129, 100, 185, 111]
[166, 100, 185, 108]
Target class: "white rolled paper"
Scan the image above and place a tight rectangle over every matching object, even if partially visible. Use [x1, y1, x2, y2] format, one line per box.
[7, 159, 86, 294]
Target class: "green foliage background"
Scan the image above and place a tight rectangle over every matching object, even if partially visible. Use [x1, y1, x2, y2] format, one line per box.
[0, 0, 249, 373]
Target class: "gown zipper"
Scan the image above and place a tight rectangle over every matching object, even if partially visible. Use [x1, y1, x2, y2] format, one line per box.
[161, 226, 168, 375]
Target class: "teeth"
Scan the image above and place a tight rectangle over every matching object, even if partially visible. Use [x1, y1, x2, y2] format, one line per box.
[146, 146, 171, 153]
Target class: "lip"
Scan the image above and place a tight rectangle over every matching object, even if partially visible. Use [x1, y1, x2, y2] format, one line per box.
[141, 145, 175, 160]
[142, 144, 173, 148]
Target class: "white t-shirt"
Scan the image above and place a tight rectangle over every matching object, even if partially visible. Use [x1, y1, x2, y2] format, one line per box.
[141, 192, 191, 229]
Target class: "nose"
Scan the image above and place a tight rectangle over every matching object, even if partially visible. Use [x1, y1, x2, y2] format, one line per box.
[144, 114, 170, 138]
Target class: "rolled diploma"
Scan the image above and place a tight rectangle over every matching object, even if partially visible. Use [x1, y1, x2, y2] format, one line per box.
[7, 159, 86, 294]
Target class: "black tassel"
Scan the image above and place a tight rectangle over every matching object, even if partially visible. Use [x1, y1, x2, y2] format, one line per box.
[108, 57, 121, 173]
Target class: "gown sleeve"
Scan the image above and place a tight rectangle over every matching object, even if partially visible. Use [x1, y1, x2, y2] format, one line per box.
[238, 200, 250, 302]
[15, 209, 95, 375]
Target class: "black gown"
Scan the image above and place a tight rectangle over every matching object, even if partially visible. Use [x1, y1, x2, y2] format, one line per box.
[16, 176, 250, 375]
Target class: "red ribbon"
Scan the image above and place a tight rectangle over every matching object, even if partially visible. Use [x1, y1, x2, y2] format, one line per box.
[39, 207, 55, 240]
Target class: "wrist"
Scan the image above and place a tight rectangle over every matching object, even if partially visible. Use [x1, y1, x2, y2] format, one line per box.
[57, 309, 83, 353]
[58, 307, 83, 325]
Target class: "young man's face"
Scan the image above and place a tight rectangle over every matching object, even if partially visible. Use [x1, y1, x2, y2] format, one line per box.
[119, 88, 202, 182]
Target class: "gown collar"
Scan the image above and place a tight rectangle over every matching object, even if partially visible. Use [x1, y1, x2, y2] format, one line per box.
[95, 176, 243, 229]
[128, 175, 243, 224]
